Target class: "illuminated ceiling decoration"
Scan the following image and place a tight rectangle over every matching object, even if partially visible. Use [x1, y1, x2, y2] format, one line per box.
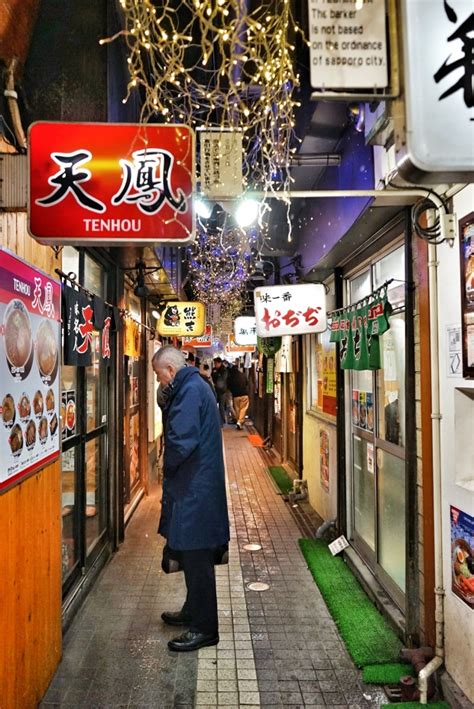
[104, 0, 307, 241]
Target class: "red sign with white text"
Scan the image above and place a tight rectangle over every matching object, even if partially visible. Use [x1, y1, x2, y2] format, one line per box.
[29, 122, 195, 245]
[182, 324, 213, 348]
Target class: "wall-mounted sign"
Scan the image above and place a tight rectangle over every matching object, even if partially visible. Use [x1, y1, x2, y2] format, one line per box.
[254, 284, 327, 337]
[459, 214, 474, 378]
[199, 130, 243, 198]
[309, 0, 388, 90]
[234, 316, 257, 346]
[226, 334, 255, 353]
[400, 0, 474, 181]
[450, 505, 474, 609]
[157, 302, 205, 337]
[0, 249, 61, 494]
[29, 122, 195, 245]
[182, 324, 213, 348]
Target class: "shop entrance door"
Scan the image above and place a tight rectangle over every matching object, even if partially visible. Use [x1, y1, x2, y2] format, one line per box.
[347, 244, 407, 609]
[60, 249, 112, 597]
[285, 337, 302, 473]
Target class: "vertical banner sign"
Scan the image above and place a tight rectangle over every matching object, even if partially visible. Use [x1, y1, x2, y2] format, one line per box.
[0, 249, 61, 493]
[254, 284, 327, 337]
[308, 0, 388, 90]
[401, 0, 474, 180]
[450, 506, 474, 609]
[199, 130, 243, 198]
[29, 122, 195, 245]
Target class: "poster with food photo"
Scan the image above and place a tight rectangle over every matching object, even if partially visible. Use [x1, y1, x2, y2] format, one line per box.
[0, 249, 61, 493]
[450, 506, 474, 609]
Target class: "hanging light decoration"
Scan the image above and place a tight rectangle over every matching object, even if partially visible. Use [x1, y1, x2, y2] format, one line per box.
[102, 0, 306, 202]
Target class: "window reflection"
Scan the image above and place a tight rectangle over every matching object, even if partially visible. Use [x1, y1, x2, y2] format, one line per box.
[378, 449, 406, 590]
[85, 436, 106, 551]
[61, 446, 78, 577]
[353, 434, 375, 551]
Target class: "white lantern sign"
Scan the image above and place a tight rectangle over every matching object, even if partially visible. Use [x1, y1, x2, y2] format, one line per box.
[234, 316, 257, 346]
[254, 284, 327, 337]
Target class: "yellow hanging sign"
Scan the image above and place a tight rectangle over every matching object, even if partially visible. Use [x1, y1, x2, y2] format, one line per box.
[157, 302, 205, 337]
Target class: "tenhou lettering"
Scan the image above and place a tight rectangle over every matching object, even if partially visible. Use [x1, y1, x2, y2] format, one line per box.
[83, 219, 141, 232]
[13, 278, 31, 296]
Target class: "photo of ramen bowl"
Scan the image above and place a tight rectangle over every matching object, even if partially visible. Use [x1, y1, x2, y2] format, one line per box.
[4, 299, 32, 371]
[2, 394, 15, 427]
[18, 394, 31, 420]
[45, 388, 55, 412]
[25, 420, 36, 449]
[36, 320, 58, 379]
[9, 423, 23, 455]
[66, 401, 76, 431]
[49, 413, 58, 436]
[33, 390, 44, 416]
[61, 402, 67, 432]
[38, 416, 48, 442]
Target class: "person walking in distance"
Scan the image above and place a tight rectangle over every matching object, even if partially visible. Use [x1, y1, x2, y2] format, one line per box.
[227, 363, 250, 429]
[152, 346, 230, 652]
[211, 357, 229, 426]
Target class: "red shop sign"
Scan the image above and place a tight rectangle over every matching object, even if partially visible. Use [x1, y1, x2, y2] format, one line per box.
[29, 122, 195, 245]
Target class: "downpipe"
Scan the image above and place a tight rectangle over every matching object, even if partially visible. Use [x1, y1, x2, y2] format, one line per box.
[418, 234, 445, 704]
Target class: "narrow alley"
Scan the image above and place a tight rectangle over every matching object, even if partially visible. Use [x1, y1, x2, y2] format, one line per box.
[41, 428, 387, 709]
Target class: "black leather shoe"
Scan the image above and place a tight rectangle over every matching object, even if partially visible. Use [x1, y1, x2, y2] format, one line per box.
[161, 610, 192, 627]
[168, 630, 219, 652]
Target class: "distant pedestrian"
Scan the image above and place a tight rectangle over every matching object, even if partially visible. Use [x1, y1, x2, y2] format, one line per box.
[211, 357, 228, 426]
[227, 364, 249, 429]
[152, 346, 230, 652]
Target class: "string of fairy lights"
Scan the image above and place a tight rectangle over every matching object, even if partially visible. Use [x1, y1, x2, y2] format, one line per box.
[103, 0, 308, 318]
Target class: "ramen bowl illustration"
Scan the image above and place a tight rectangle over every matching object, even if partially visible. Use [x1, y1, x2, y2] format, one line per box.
[36, 320, 58, 380]
[2, 394, 16, 427]
[3, 299, 32, 372]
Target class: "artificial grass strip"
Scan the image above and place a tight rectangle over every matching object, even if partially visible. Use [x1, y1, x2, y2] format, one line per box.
[380, 702, 450, 709]
[247, 434, 264, 447]
[268, 466, 293, 494]
[299, 538, 402, 667]
[363, 663, 415, 684]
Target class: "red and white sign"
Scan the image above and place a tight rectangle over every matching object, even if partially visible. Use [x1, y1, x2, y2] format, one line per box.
[29, 122, 195, 245]
[182, 324, 213, 348]
[0, 248, 61, 494]
[254, 284, 327, 337]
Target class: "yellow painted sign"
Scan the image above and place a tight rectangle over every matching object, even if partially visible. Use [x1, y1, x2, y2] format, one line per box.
[157, 302, 205, 337]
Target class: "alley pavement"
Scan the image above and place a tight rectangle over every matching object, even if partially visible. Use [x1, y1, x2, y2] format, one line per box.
[41, 427, 387, 708]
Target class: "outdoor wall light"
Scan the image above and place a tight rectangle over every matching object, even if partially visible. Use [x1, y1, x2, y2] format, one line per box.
[234, 198, 259, 228]
[152, 309, 161, 320]
[195, 198, 213, 219]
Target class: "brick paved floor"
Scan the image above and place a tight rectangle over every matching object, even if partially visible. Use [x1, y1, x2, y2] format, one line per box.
[41, 427, 387, 708]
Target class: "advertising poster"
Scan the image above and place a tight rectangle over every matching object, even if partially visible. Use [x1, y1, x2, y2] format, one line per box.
[358, 391, 367, 430]
[61, 389, 76, 442]
[322, 336, 337, 416]
[352, 389, 360, 427]
[0, 249, 61, 493]
[450, 506, 474, 609]
[459, 215, 474, 378]
[320, 429, 329, 493]
[366, 392, 374, 432]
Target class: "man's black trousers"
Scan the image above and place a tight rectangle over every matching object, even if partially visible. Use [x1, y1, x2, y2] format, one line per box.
[180, 548, 218, 636]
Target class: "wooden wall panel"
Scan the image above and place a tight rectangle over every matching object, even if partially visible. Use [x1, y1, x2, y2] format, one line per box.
[0, 213, 62, 708]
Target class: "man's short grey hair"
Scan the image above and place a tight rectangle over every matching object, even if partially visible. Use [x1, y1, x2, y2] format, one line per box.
[152, 345, 186, 370]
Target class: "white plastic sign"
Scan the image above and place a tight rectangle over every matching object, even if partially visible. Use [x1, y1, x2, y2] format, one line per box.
[234, 316, 257, 346]
[254, 284, 327, 337]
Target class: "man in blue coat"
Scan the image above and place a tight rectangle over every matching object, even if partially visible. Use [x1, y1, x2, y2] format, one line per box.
[152, 345, 230, 652]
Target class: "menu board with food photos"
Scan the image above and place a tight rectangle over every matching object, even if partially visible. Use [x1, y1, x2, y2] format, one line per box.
[0, 249, 61, 493]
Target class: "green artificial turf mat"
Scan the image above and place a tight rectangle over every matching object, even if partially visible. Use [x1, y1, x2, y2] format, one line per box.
[268, 466, 293, 495]
[381, 703, 450, 708]
[299, 538, 402, 667]
[363, 663, 415, 684]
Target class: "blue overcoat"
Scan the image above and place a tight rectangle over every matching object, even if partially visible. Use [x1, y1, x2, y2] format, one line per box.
[158, 366, 230, 551]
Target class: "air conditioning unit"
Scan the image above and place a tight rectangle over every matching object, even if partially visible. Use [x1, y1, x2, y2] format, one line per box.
[0, 154, 28, 209]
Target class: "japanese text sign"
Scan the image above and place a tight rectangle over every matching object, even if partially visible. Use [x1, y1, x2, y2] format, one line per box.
[309, 0, 388, 90]
[401, 0, 474, 180]
[182, 324, 213, 348]
[254, 284, 327, 337]
[226, 334, 255, 353]
[199, 130, 243, 198]
[157, 302, 205, 337]
[234, 316, 257, 346]
[0, 248, 61, 493]
[29, 122, 195, 245]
